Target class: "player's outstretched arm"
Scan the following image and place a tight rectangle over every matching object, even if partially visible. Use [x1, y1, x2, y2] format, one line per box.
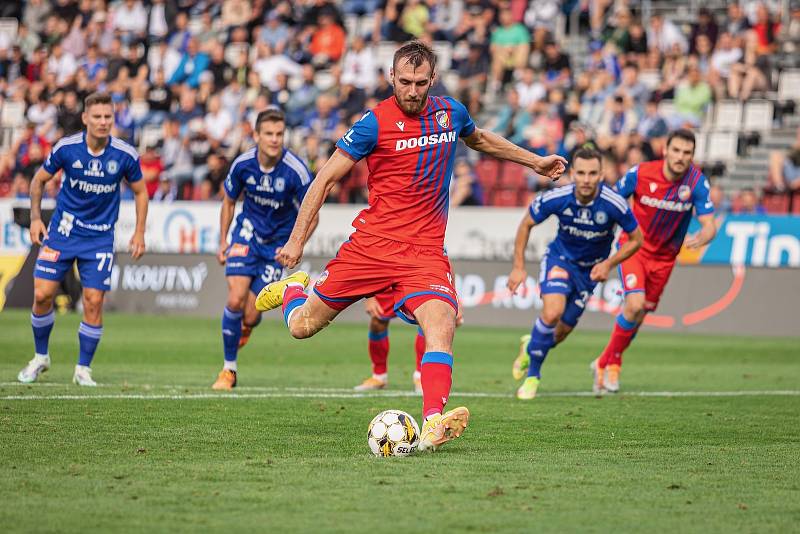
[590, 227, 643, 282]
[276, 150, 355, 268]
[29, 168, 55, 246]
[128, 178, 148, 260]
[462, 128, 567, 181]
[507, 212, 537, 294]
[684, 214, 717, 249]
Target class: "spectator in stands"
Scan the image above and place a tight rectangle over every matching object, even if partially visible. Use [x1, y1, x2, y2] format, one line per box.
[56, 90, 82, 136]
[524, 0, 560, 50]
[10, 172, 31, 199]
[145, 69, 173, 125]
[303, 93, 339, 140]
[140, 143, 165, 198]
[734, 187, 766, 214]
[338, 82, 368, 120]
[207, 42, 233, 91]
[24, 0, 50, 36]
[515, 66, 546, 108]
[79, 44, 107, 83]
[222, 0, 252, 30]
[341, 36, 376, 92]
[112, 0, 148, 46]
[1, 46, 28, 85]
[253, 42, 303, 91]
[169, 12, 192, 53]
[173, 88, 204, 135]
[597, 95, 637, 156]
[725, 2, 751, 43]
[204, 95, 234, 147]
[647, 14, 688, 55]
[105, 39, 127, 82]
[671, 63, 711, 129]
[456, 42, 488, 102]
[372, 67, 393, 101]
[147, 0, 170, 43]
[260, 10, 293, 54]
[708, 183, 730, 214]
[768, 130, 800, 192]
[204, 152, 229, 199]
[624, 20, 648, 59]
[490, 88, 531, 148]
[309, 13, 347, 66]
[489, 8, 530, 91]
[169, 38, 210, 88]
[709, 32, 743, 100]
[585, 40, 619, 81]
[615, 63, 649, 113]
[47, 39, 78, 86]
[602, 150, 621, 187]
[148, 39, 181, 83]
[542, 39, 571, 90]
[26, 94, 58, 141]
[728, 30, 771, 101]
[426, 0, 462, 41]
[689, 8, 719, 53]
[751, 2, 781, 54]
[637, 96, 668, 142]
[450, 159, 484, 207]
[399, 0, 429, 38]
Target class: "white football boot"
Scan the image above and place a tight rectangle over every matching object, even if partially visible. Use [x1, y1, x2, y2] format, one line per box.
[17, 355, 51, 383]
[73, 365, 97, 387]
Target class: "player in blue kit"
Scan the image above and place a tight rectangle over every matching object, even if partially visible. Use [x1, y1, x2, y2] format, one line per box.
[212, 107, 317, 389]
[506, 148, 644, 399]
[18, 92, 149, 386]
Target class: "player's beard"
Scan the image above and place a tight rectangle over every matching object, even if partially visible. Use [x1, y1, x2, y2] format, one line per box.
[396, 89, 430, 115]
[667, 160, 689, 178]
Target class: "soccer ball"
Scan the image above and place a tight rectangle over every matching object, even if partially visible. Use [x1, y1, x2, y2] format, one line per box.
[367, 409, 420, 457]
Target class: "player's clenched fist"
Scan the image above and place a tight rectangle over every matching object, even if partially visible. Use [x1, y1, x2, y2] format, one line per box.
[30, 219, 48, 246]
[533, 154, 568, 181]
[275, 239, 303, 268]
[506, 267, 528, 294]
[589, 260, 611, 282]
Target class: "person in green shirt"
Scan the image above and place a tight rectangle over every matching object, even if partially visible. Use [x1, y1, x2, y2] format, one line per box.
[490, 8, 531, 90]
[672, 64, 712, 128]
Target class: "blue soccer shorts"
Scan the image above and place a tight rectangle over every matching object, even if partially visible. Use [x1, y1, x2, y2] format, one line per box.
[34, 232, 115, 291]
[224, 238, 284, 295]
[538, 255, 598, 328]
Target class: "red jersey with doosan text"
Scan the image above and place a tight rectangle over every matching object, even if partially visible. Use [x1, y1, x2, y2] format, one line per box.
[335, 95, 475, 247]
[616, 160, 714, 258]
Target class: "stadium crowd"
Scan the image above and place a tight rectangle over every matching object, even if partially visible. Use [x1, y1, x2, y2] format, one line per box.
[0, 0, 798, 212]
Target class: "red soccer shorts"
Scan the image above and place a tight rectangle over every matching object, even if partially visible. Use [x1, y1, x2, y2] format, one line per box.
[373, 289, 397, 321]
[312, 232, 458, 324]
[618, 251, 676, 312]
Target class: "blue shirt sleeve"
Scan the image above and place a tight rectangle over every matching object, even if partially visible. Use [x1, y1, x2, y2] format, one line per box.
[615, 204, 639, 234]
[124, 153, 143, 184]
[223, 161, 244, 200]
[42, 144, 65, 175]
[444, 96, 476, 138]
[615, 165, 638, 198]
[692, 173, 715, 216]
[336, 110, 378, 161]
[528, 192, 558, 224]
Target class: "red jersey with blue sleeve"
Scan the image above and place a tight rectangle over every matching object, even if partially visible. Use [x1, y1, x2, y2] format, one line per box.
[615, 160, 714, 259]
[335, 95, 475, 247]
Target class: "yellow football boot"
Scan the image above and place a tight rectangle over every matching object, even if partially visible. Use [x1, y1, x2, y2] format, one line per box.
[254, 271, 310, 312]
[418, 406, 470, 452]
[512, 334, 531, 380]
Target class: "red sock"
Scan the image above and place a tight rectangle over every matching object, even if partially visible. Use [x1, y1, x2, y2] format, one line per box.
[598, 316, 638, 368]
[367, 330, 389, 375]
[421, 352, 453, 419]
[281, 285, 308, 326]
[414, 329, 425, 373]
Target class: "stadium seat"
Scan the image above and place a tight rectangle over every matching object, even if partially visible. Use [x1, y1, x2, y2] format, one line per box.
[777, 69, 800, 101]
[705, 131, 738, 162]
[431, 42, 453, 71]
[490, 188, 522, 207]
[0, 18, 18, 42]
[713, 101, 743, 131]
[499, 164, 526, 189]
[701, 103, 715, 131]
[475, 158, 501, 189]
[441, 71, 460, 93]
[742, 100, 774, 131]
[376, 42, 396, 72]
[0, 100, 25, 128]
[693, 132, 708, 164]
[762, 192, 790, 214]
[793, 192, 800, 214]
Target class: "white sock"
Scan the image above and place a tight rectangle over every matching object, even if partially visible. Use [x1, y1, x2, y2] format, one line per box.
[223, 360, 238, 372]
[372, 373, 387, 382]
[35, 353, 50, 361]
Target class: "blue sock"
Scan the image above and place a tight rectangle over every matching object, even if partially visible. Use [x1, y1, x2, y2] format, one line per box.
[222, 307, 243, 364]
[527, 318, 556, 378]
[31, 310, 55, 356]
[78, 322, 103, 367]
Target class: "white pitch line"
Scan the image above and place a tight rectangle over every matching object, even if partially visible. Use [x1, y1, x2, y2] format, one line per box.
[1, 390, 799, 401]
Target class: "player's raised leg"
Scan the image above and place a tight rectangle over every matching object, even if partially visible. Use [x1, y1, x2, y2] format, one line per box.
[355, 315, 390, 391]
[74, 287, 105, 387]
[18, 278, 60, 383]
[413, 299, 469, 452]
[212, 275, 251, 389]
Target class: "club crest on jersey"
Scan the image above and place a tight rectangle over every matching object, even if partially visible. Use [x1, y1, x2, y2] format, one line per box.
[548, 266, 569, 280]
[594, 210, 607, 224]
[678, 185, 692, 201]
[37, 246, 60, 262]
[106, 160, 119, 174]
[274, 177, 285, 192]
[435, 110, 450, 129]
[85, 158, 104, 177]
[625, 274, 637, 288]
[649, 182, 657, 193]
[315, 270, 329, 287]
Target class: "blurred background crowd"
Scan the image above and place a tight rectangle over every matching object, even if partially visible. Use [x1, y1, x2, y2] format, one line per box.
[1, 0, 799, 213]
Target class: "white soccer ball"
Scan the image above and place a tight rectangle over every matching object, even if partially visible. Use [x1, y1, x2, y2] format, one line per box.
[367, 409, 420, 457]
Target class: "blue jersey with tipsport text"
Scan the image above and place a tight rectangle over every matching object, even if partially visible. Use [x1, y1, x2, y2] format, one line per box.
[42, 132, 142, 239]
[224, 148, 313, 244]
[529, 183, 639, 268]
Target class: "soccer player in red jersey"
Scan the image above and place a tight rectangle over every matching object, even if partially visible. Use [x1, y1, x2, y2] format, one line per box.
[255, 40, 567, 451]
[592, 129, 718, 393]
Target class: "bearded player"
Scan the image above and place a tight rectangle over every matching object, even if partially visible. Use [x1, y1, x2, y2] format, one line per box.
[591, 129, 717, 393]
[254, 40, 566, 452]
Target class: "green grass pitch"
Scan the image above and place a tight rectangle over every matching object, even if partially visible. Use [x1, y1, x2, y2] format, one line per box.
[1, 309, 799, 533]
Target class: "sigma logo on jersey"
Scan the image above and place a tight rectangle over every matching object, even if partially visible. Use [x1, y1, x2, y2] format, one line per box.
[69, 178, 117, 194]
[228, 244, 249, 257]
[640, 195, 692, 212]
[575, 208, 593, 224]
[315, 270, 329, 287]
[547, 266, 569, 280]
[85, 158, 104, 177]
[37, 246, 61, 262]
[435, 110, 450, 129]
[395, 131, 457, 151]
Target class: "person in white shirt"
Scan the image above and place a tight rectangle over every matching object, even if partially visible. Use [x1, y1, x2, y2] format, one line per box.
[340, 36, 376, 91]
[148, 39, 181, 83]
[113, 0, 148, 44]
[46, 41, 78, 86]
[515, 66, 546, 108]
[204, 95, 234, 145]
[252, 42, 303, 92]
[647, 15, 688, 55]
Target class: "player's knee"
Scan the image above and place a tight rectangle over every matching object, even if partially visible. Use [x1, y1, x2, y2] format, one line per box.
[540, 309, 563, 326]
[369, 317, 388, 334]
[226, 294, 246, 312]
[33, 287, 54, 307]
[243, 310, 261, 328]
